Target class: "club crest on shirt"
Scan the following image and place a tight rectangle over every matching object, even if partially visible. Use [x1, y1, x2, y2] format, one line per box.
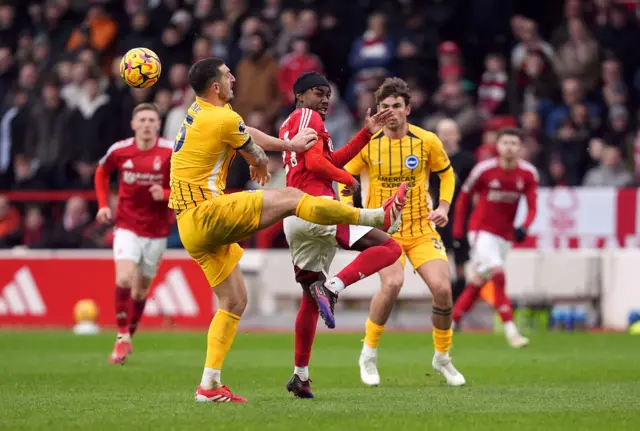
[154, 156, 161, 171]
[238, 120, 249, 140]
[405, 155, 419, 170]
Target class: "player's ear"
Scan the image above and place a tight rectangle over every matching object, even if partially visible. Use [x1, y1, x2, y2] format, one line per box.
[405, 103, 411, 116]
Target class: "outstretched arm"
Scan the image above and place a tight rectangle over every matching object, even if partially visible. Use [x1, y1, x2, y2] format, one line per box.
[238, 139, 269, 167]
[332, 108, 393, 168]
[247, 126, 318, 152]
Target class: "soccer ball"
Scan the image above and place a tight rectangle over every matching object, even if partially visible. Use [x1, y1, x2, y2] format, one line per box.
[119, 47, 161, 88]
[74, 299, 99, 323]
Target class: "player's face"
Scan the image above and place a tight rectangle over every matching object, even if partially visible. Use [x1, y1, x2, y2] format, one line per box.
[301, 86, 331, 120]
[496, 134, 521, 161]
[131, 110, 161, 141]
[378, 96, 410, 131]
[213, 64, 235, 103]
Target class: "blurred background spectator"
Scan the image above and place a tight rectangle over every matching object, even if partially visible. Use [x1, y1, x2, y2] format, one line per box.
[0, 0, 639, 250]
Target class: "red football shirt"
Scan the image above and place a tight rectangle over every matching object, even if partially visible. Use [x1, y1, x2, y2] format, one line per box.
[453, 157, 538, 241]
[98, 137, 174, 238]
[280, 108, 336, 197]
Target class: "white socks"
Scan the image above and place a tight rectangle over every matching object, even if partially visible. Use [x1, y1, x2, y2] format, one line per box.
[325, 277, 345, 294]
[201, 367, 221, 390]
[361, 343, 377, 358]
[294, 366, 309, 381]
[358, 208, 385, 227]
[504, 320, 519, 339]
[116, 332, 131, 342]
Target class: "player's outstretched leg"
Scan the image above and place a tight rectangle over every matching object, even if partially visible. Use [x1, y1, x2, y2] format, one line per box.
[195, 266, 248, 403]
[286, 283, 319, 399]
[257, 183, 408, 234]
[358, 262, 404, 386]
[313, 228, 402, 329]
[417, 260, 466, 386]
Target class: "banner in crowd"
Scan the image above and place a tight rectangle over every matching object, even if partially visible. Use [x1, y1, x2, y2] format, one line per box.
[515, 188, 640, 249]
[0, 254, 212, 327]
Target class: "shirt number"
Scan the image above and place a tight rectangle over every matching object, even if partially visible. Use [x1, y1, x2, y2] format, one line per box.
[282, 131, 297, 174]
[174, 113, 194, 152]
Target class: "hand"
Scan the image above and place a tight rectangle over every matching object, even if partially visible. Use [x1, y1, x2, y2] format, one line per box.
[285, 128, 318, 152]
[427, 207, 449, 227]
[341, 177, 360, 197]
[363, 108, 394, 134]
[149, 184, 165, 201]
[250, 165, 271, 187]
[96, 207, 113, 225]
[513, 226, 528, 243]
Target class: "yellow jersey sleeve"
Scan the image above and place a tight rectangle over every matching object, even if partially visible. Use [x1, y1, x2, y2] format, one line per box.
[426, 132, 451, 174]
[222, 110, 252, 149]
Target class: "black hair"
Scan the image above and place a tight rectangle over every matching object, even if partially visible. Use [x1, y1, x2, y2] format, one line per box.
[188, 57, 225, 97]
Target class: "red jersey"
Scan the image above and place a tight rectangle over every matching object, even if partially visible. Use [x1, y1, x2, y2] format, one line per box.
[453, 158, 538, 241]
[98, 137, 174, 238]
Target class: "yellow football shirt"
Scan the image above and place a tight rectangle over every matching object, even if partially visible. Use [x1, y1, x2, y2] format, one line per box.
[169, 99, 251, 210]
[342, 124, 452, 237]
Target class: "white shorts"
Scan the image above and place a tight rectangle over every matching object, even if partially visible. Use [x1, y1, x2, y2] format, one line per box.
[283, 216, 372, 282]
[113, 228, 168, 278]
[467, 230, 511, 276]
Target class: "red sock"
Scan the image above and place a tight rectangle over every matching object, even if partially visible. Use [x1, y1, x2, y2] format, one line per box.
[115, 286, 131, 334]
[491, 272, 513, 322]
[335, 238, 401, 287]
[128, 298, 147, 336]
[294, 292, 319, 367]
[452, 283, 482, 323]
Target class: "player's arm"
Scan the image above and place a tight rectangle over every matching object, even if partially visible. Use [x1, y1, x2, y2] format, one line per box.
[331, 108, 393, 168]
[94, 149, 116, 223]
[426, 134, 455, 226]
[222, 114, 268, 167]
[452, 164, 484, 239]
[337, 152, 369, 206]
[306, 139, 356, 186]
[246, 126, 317, 152]
[514, 169, 539, 242]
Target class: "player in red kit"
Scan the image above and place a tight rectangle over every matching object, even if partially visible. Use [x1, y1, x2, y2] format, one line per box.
[452, 128, 538, 348]
[94, 103, 174, 364]
[280, 72, 406, 398]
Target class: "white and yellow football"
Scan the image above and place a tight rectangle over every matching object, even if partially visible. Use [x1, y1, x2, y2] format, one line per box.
[119, 47, 162, 88]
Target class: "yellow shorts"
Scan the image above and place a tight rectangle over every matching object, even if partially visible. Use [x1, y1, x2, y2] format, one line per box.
[176, 190, 263, 288]
[393, 232, 448, 270]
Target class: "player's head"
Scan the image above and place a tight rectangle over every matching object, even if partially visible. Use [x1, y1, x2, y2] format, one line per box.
[131, 103, 161, 142]
[375, 77, 411, 131]
[496, 127, 523, 162]
[188, 57, 235, 104]
[293, 72, 331, 120]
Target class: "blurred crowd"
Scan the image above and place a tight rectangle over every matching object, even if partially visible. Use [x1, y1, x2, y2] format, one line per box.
[1, 0, 640, 249]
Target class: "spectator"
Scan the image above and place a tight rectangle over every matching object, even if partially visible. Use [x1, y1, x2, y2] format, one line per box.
[324, 83, 357, 151]
[278, 37, 323, 109]
[203, 16, 241, 69]
[66, 5, 118, 64]
[274, 9, 297, 59]
[0, 87, 29, 189]
[544, 78, 600, 136]
[167, 63, 190, 108]
[0, 205, 49, 249]
[478, 52, 509, 117]
[60, 61, 88, 109]
[69, 69, 113, 189]
[554, 19, 600, 92]
[551, 0, 584, 47]
[117, 10, 154, 55]
[41, 195, 93, 248]
[425, 82, 483, 144]
[163, 89, 195, 142]
[22, 76, 74, 189]
[0, 2, 17, 50]
[0, 45, 16, 104]
[599, 58, 627, 110]
[233, 31, 281, 125]
[596, 4, 640, 82]
[0, 194, 20, 245]
[583, 144, 634, 187]
[511, 18, 554, 71]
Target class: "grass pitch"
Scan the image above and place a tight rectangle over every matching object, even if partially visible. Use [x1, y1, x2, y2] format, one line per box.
[0, 331, 638, 430]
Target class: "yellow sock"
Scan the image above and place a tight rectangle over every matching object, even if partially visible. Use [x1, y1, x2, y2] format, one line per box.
[296, 193, 360, 225]
[204, 309, 240, 369]
[433, 328, 452, 354]
[363, 318, 385, 348]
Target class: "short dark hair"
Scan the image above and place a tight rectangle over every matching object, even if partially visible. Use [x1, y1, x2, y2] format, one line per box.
[188, 57, 225, 97]
[497, 127, 523, 141]
[375, 77, 411, 106]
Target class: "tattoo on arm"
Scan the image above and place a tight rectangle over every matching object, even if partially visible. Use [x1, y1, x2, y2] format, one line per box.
[239, 139, 269, 167]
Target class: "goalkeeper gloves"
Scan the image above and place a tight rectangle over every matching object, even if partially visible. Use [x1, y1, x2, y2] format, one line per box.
[513, 227, 528, 243]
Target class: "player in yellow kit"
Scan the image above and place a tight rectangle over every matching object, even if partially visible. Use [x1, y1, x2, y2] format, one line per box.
[169, 58, 408, 403]
[340, 78, 466, 387]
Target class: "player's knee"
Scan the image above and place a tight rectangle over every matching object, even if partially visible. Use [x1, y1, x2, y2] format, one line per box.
[381, 272, 404, 298]
[115, 272, 135, 289]
[431, 279, 453, 307]
[384, 239, 403, 261]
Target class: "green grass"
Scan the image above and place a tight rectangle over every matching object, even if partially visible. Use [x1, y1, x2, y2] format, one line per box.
[0, 331, 639, 430]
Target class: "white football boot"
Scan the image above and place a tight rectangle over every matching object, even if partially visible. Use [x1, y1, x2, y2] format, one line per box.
[432, 352, 466, 386]
[507, 334, 530, 348]
[359, 353, 381, 386]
